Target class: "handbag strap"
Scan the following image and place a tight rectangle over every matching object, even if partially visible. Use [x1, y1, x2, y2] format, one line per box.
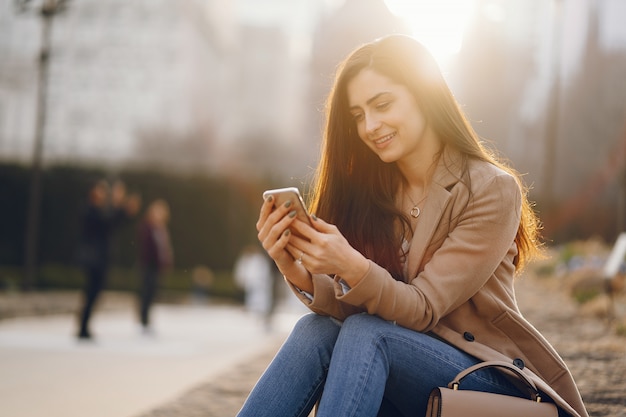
[448, 360, 543, 402]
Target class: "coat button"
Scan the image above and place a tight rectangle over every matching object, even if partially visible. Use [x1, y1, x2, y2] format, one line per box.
[513, 358, 525, 370]
[463, 332, 475, 342]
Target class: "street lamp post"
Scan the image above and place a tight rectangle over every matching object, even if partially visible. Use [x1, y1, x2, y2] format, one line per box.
[16, 0, 70, 290]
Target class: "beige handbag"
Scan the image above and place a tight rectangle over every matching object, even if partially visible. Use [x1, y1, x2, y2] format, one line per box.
[426, 361, 558, 417]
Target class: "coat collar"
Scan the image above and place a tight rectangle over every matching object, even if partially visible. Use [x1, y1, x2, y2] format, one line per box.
[405, 146, 464, 279]
[431, 145, 465, 189]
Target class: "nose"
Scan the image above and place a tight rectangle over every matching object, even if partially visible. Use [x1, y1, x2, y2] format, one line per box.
[365, 113, 382, 137]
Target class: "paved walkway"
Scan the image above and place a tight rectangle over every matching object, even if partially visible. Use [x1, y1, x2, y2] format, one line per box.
[0, 293, 303, 417]
[1, 272, 625, 417]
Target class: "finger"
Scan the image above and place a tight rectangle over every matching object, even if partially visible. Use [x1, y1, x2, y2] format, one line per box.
[285, 240, 298, 256]
[257, 197, 293, 240]
[286, 243, 303, 262]
[308, 215, 337, 233]
[259, 210, 297, 254]
[286, 239, 309, 261]
[256, 195, 275, 233]
[266, 229, 292, 260]
[286, 232, 312, 256]
[289, 218, 316, 241]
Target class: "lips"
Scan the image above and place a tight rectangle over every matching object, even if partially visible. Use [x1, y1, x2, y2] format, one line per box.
[373, 132, 396, 147]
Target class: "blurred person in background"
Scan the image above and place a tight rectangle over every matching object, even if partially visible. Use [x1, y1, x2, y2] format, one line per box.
[234, 244, 276, 331]
[190, 265, 214, 305]
[239, 35, 588, 417]
[76, 179, 141, 340]
[137, 198, 173, 334]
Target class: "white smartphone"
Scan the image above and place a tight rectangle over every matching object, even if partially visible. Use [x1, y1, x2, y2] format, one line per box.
[262, 187, 312, 226]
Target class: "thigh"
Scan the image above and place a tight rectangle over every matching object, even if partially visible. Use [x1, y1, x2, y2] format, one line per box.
[336, 314, 523, 417]
[383, 328, 523, 416]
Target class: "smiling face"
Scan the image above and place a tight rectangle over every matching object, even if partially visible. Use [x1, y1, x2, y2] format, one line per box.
[347, 68, 438, 166]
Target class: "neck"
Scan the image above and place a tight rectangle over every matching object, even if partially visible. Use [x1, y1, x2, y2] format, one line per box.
[397, 138, 442, 191]
[398, 150, 440, 192]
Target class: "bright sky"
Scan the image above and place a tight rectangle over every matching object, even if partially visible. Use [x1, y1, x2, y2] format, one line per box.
[384, 0, 476, 69]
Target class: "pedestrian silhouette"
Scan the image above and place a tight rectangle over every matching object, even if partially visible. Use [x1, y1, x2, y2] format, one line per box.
[136, 198, 173, 334]
[233, 244, 276, 331]
[76, 179, 140, 340]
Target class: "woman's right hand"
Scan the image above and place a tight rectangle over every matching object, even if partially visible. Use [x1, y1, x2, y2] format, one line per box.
[256, 195, 314, 293]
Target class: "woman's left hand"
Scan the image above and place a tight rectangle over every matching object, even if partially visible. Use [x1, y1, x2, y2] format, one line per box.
[287, 216, 370, 287]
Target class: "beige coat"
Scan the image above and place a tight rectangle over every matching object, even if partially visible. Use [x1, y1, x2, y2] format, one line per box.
[289, 148, 588, 417]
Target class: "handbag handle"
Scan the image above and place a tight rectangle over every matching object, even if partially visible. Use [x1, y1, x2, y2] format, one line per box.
[448, 360, 544, 402]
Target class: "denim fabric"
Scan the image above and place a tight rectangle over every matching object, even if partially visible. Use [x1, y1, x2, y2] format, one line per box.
[237, 313, 525, 417]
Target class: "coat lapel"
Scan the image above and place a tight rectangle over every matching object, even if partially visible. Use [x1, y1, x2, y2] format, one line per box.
[406, 185, 449, 279]
[405, 147, 464, 280]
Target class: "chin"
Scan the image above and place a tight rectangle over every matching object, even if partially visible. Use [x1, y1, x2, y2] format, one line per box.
[376, 152, 400, 164]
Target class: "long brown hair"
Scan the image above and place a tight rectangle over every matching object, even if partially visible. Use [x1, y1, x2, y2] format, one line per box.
[310, 35, 542, 278]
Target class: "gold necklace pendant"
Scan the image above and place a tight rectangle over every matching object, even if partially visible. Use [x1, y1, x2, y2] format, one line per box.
[404, 185, 426, 219]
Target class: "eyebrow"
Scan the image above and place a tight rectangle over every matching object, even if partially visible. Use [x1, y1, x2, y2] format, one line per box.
[349, 91, 392, 111]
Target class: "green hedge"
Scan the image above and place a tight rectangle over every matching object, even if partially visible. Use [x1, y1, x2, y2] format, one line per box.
[0, 162, 286, 292]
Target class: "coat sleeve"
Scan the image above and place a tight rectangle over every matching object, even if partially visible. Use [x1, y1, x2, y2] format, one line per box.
[286, 272, 365, 318]
[335, 171, 522, 331]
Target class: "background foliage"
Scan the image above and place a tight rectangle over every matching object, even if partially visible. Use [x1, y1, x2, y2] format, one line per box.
[0, 162, 277, 297]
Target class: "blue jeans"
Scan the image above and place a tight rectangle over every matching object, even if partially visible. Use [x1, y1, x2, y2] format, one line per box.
[237, 313, 527, 417]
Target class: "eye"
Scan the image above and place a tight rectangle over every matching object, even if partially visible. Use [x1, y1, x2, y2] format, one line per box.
[375, 101, 391, 111]
[350, 111, 364, 122]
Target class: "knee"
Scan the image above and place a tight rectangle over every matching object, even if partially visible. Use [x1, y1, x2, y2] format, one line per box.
[342, 313, 383, 332]
[285, 313, 340, 358]
[339, 313, 389, 344]
[293, 313, 339, 341]
[290, 313, 340, 346]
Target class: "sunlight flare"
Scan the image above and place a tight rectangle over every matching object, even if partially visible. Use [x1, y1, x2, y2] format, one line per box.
[385, 0, 475, 68]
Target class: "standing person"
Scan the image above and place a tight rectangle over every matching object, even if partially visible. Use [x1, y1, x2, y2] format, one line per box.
[137, 199, 173, 334]
[239, 35, 588, 417]
[234, 244, 275, 331]
[76, 179, 140, 340]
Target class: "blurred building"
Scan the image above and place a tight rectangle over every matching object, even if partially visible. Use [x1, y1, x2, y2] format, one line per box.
[454, 0, 626, 238]
[0, 0, 327, 178]
[1, 0, 221, 167]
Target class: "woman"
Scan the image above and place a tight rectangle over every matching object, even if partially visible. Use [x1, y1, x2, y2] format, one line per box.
[240, 35, 588, 417]
[137, 199, 173, 333]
